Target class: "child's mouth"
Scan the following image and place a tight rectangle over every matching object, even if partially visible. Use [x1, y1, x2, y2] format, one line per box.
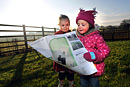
[79, 29, 83, 32]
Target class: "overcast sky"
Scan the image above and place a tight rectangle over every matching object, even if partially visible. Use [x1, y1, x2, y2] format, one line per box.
[0, 0, 130, 28]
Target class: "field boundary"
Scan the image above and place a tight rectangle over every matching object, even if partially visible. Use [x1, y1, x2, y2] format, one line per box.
[100, 28, 130, 41]
[0, 24, 130, 56]
[0, 24, 58, 56]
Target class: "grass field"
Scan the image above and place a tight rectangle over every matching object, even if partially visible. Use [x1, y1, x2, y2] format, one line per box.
[0, 40, 130, 87]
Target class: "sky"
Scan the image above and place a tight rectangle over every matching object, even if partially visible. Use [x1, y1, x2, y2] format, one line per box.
[0, 0, 130, 29]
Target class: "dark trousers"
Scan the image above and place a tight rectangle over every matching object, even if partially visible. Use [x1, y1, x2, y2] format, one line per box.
[80, 75, 99, 87]
[59, 71, 74, 81]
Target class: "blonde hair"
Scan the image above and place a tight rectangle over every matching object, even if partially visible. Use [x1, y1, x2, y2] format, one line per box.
[59, 14, 70, 25]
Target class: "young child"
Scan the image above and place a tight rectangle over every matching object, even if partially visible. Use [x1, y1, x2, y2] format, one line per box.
[53, 14, 74, 87]
[76, 9, 110, 87]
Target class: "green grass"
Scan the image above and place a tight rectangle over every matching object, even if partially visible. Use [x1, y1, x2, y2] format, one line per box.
[100, 40, 130, 87]
[0, 40, 130, 87]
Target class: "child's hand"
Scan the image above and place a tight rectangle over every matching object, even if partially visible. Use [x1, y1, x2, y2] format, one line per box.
[83, 52, 97, 62]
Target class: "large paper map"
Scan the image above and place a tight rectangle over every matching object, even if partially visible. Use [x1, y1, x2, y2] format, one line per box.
[28, 31, 97, 75]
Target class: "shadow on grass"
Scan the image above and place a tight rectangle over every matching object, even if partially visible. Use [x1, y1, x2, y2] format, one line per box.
[5, 52, 27, 87]
[0, 54, 16, 65]
[25, 50, 44, 64]
[0, 54, 17, 73]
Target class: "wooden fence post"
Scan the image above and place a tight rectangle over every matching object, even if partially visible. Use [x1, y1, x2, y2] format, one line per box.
[112, 29, 115, 41]
[54, 28, 56, 33]
[33, 35, 35, 41]
[14, 39, 18, 51]
[23, 25, 28, 52]
[42, 26, 44, 37]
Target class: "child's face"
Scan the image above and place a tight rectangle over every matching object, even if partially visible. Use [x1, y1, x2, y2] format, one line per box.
[77, 20, 89, 34]
[59, 19, 70, 32]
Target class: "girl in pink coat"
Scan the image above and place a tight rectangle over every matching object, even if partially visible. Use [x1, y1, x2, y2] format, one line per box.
[76, 8, 110, 87]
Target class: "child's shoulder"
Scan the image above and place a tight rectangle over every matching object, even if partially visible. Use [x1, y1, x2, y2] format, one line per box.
[90, 31, 103, 40]
[90, 30, 100, 36]
[54, 30, 71, 35]
[54, 30, 63, 35]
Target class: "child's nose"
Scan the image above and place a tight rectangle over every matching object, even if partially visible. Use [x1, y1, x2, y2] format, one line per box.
[78, 25, 82, 28]
[65, 25, 67, 28]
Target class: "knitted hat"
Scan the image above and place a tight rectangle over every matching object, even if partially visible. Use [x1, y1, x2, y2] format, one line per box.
[76, 9, 97, 28]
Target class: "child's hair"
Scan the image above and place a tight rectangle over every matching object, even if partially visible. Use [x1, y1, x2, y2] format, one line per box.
[59, 14, 70, 25]
[88, 23, 93, 30]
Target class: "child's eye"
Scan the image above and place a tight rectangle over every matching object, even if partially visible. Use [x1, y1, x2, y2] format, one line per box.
[82, 24, 85, 26]
[62, 25, 64, 26]
[66, 24, 69, 26]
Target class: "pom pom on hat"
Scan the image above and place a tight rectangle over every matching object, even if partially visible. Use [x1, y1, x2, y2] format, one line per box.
[76, 8, 97, 28]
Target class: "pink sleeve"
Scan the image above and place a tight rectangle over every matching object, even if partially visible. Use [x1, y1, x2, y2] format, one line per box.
[94, 35, 110, 63]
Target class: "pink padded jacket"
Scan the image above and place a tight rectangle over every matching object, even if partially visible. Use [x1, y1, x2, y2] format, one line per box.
[77, 30, 110, 76]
